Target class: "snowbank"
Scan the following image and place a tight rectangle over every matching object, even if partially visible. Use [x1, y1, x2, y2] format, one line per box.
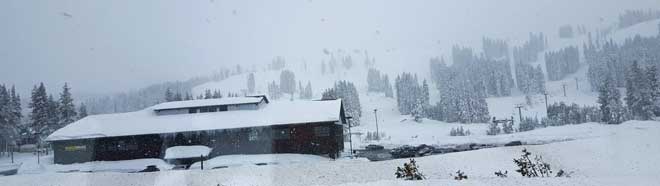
[188, 154, 330, 169]
[164, 146, 212, 160]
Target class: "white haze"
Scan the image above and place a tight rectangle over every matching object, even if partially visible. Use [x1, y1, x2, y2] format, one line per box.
[1, 0, 658, 95]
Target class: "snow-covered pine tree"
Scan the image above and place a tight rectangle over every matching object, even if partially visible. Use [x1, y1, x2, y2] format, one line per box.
[58, 83, 77, 128]
[411, 98, 425, 123]
[268, 81, 282, 100]
[46, 94, 60, 134]
[8, 85, 22, 130]
[280, 70, 296, 95]
[647, 66, 660, 116]
[204, 89, 213, 99]
[29, 83, 50, 135]
[184, 92, 193, 100]
[164, 88, 175, 102]
[247, 73, 256, 94]
[323, 81, 362, 125]
[298, 81, 304, 99]
[78, 103, 88, 119]
[304, 81, 313, 99]
[0, 85, 9, 131]
[383, 75, 394, 98]
[599, 75, 626, 124]
[173, 92, 183, 101]
[422, 80, 430, 106]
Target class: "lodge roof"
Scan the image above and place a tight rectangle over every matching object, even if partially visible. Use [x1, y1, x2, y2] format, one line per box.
[46, 98, 344, 141]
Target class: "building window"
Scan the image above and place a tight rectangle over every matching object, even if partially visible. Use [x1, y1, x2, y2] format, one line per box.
[273, 128, 290, 140]
[314, 126, 330, 137]
[218, 106, 228, 111]
[209, 107, 218, 112]
[189, 108, 198, 114]
[200, 107, 209, 113]
[248, 129, 259, 141]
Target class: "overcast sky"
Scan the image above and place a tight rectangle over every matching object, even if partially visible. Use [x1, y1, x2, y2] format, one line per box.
[1, 0, 659, 96]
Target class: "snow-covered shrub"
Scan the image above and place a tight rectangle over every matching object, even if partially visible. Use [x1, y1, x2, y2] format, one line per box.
[449, 126, 471, 136]
[494, 170, 508, 178]
[518, 117, 539, 132]
[453, 170, 468, 180]
[364, 131, 387, 141]
[513, 148, 553, 177]
[486, 122, 500, 136]
[555, 169, 573, 177]
[502, 122, 514, 134]
[395, 159, 425, 180]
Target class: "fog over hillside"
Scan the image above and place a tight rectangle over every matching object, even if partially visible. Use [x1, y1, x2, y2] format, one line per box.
[2, 0, 659, 96]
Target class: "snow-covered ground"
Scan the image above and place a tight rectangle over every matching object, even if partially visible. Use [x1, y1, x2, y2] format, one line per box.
[1, 120, 659, 186]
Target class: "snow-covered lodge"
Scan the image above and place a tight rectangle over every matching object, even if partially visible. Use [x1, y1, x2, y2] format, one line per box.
[46, 96, 347, 164]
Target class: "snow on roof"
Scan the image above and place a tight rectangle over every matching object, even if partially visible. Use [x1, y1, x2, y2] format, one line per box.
[151, 97, 265, 111]
[164, 146, 212, 159]
[46, 99, 343, 141]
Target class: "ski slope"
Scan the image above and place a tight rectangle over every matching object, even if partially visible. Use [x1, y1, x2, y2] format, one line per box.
[191, 19, 660, 149]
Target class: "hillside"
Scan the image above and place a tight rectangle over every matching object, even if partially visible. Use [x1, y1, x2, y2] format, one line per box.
[192, 19, 660, 149]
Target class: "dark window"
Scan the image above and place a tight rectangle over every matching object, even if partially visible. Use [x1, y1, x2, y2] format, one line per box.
[273, 128, 290, 140]
[189, 108, 198, 114]
[209, 107, 218, 112]
[314, 126, 330, 137]
[200, 107, 209, 113]
[218, 105, 228, 111]
[248, 129, 259, 141]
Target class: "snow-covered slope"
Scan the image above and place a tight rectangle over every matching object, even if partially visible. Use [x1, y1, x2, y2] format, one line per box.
[190, 19, 660, 150]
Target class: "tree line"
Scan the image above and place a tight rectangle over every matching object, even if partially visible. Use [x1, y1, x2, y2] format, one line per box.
[0, 83, 87, 144]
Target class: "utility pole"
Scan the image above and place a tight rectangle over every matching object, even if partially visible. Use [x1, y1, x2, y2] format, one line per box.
[561, 83, 567, 97]
[373, 109, 379, 141]
[35, 132, 41, 165]
[347, 117, 353, 156]
[575, 77, 579, 90]
[543, 92, 549, 110]
[515, 104, 524, 123]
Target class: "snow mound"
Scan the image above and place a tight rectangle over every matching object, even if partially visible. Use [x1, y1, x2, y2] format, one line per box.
[164, 146, 212, 159]
[189, 154, 331, 169]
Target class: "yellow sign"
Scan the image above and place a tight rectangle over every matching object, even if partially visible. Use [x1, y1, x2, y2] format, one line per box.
[64, 145, 87, 152]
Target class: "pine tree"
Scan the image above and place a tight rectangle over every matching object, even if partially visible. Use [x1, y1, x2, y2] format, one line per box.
[268, 81, 282, 100]
[184, 93, 193, 100]
[58, 83, 77, 127]
[29, 83, 50, 134]
[324, 81, 362, 125]
[46, 94, 60, 133]
[9, 85, 22, 129]
[164, 88, 175, 102]
[0, 85, 9, 131]
[78, 103, 88, 119]
[422, 80, 430, 106]
[173, 92, 183, 101]
[647, 66, 660, 115]
[247, 73, 256, 94]
[280, 70, 296, 95]
[204, 89, 213, 99]
[599, 76, 625, 124]
[298, 81, 305, 99]
[383, 75, 394, 98]
[304, 81, 313, 99]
